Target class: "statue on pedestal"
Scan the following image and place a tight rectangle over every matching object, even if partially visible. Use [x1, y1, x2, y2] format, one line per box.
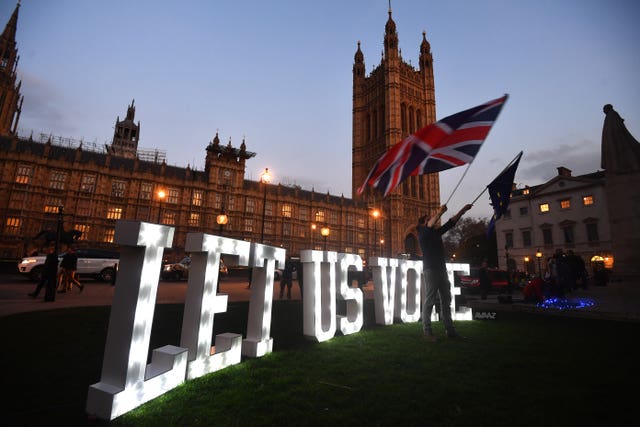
[601, 104, 640, 174]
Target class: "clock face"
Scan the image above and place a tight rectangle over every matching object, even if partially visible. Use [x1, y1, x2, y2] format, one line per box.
[223, 169, 231, 178]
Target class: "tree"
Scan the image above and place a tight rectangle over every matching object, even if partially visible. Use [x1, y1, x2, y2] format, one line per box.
[443, 217, 497, 267]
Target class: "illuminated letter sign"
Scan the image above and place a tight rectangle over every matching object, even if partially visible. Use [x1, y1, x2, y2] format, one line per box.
[370, 257, 398, 325]
[243, 243, 285, 357]
[86, 221, 188, 420]
[180, 233, 250, 380]
[394, 259, 422, 323]
[301, 249, 337, 342]
[335, 253, 364, 335]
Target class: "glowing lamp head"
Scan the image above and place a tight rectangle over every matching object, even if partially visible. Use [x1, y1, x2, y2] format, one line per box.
[216, 214, 228, 225]
[320, 226, 330, 237]
[260, 168, 272, 184]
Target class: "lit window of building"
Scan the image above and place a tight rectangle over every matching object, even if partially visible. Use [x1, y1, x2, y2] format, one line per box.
[107, 207, 123, 220]
[5, 217, 21, 234]
[315, 210, 325, 223]
[43, 197, 63, 213]
[583, 195, 594, 206]
[191, 190, 203, 206]
[15, 164, 33, 184]
[539, 203, 549, 213]
[74, 224, 89, 240]
[188, 212, 200, 226]
[281, 203, 292, 218]
[560, 199, 571, 209]
[162, 211, 176, 225]
[167, 188, 180, 204]
[103, 229, 115, 243]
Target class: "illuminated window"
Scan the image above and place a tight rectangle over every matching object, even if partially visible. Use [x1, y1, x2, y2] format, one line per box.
[103, 229, 115, 243]
[188, 212, 200, 226]
[560, 199, 571, 209]
[281, 203, 292, 218]
[107, 207, 123, 220]
[111, 180, 126, 198]
[167, 188, 180, 204]
[5, 217, 21, 234]
[49, 170, 67, 190]
[583, 195, 594, 206]
[162, 211, 176, 225]
[539, 203, 550, 213]
[192, 190, 203, 206]
[74, 224, 89, 241]
[80, 174, 96, 193]
[315, 210, 325, 223]
[43, 197, 63, 213]
[246, 198, 256, 213]
[15, 164, 33, 184]
[140, 182, 153, 200]
[522, 188, 530, 195]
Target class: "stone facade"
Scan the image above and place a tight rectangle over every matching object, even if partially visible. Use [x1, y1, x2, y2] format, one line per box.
[0, 5, 442, 261]
[495, 167, 612, 276]
[352, 9, 440, 258]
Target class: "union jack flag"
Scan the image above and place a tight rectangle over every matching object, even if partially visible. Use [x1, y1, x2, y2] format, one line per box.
[357, 94, 509, 196]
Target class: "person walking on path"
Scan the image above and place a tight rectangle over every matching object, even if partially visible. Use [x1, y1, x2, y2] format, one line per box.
[28, 244, 58, 299]
[58, 246, 84, 293]
[418, 203, 473, 341]
[279, 259, 294, 299]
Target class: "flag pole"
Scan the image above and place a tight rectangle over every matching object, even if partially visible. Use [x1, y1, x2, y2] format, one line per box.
[443, 163, 472, 205]
[469, 151, 523, 205]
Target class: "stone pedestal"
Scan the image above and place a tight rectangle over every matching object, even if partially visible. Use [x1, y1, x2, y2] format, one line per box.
[605, 171, 640, 279]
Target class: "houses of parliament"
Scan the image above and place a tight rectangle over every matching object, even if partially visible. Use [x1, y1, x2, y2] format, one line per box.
[0, 3, 440, 262]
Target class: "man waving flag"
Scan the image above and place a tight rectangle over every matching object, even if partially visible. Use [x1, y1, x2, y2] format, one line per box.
[358, 94, 509, 197]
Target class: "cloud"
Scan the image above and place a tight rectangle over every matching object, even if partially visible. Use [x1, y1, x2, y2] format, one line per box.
[519, 139, 601, 183]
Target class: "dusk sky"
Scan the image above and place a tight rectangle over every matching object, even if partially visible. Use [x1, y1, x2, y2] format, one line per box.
[4, 0, 639, 220]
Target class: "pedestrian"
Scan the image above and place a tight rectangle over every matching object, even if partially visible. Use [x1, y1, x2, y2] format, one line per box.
[279, 259, 294, 299]
[478, 259, 491, 300]
[296, 260, 304, 299]
[417, 203, 473, 341]
[28, 244, 58, 299]
[58, 246, 84, 293]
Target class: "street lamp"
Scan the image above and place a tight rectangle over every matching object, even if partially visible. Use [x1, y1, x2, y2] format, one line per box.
[379, 238, 384, 257]
[524, 256, 530, 274]
[321, 226, 330, 251]
[536, 249, 543, 276]
[156, 189, 166, 223]
[259, 168, 272, 242]
[371, 208, 380, 256]
[216, 213, 228, 235]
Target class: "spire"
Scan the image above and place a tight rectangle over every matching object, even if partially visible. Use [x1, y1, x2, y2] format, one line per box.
[1, 2, 19, 41]
[383, 4, 398, 58]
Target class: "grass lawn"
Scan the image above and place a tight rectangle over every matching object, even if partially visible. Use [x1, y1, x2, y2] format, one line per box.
[1, 300, 637, 426]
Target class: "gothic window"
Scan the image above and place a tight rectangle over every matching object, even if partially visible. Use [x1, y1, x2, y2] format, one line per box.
[15, 164, 33, 185]
[162, 211, 177, 225]
[77, 199, 91, 217]
[300, 207, 309, 221]
[244, 218, 254, 233]
[167, 188, 180, 204]
[192, 190, 203, 207]
[281, 203, 292, 218]
[140, 182, 153, 200]
[188, 212, 200, 226]
[74, 224, 89, 241]
[103, 229, 115, 243]
[81, 174, 96, 193]
[215, 194, 222, 210]
[245, 198, 256, 214]
[315, 210, 325, 223]
[329, 210, 338, 224]
[5, 217, 21, 234]
[49, 170, 67, 190]
[107, 206, 123, 220]
[111, 180, 126, 198]
[43, 197, 63, 213]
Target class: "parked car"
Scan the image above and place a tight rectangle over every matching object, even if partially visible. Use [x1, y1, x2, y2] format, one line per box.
[161, 256, 228, 281]
[18, 248, 120, 283]
[458, 267, 510, 292]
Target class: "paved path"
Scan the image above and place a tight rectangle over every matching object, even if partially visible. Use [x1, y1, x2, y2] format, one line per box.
[1, 273, 638, 322]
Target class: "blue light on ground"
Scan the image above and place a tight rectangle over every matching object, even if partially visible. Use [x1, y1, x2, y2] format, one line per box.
[537, 297, 596, 310]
